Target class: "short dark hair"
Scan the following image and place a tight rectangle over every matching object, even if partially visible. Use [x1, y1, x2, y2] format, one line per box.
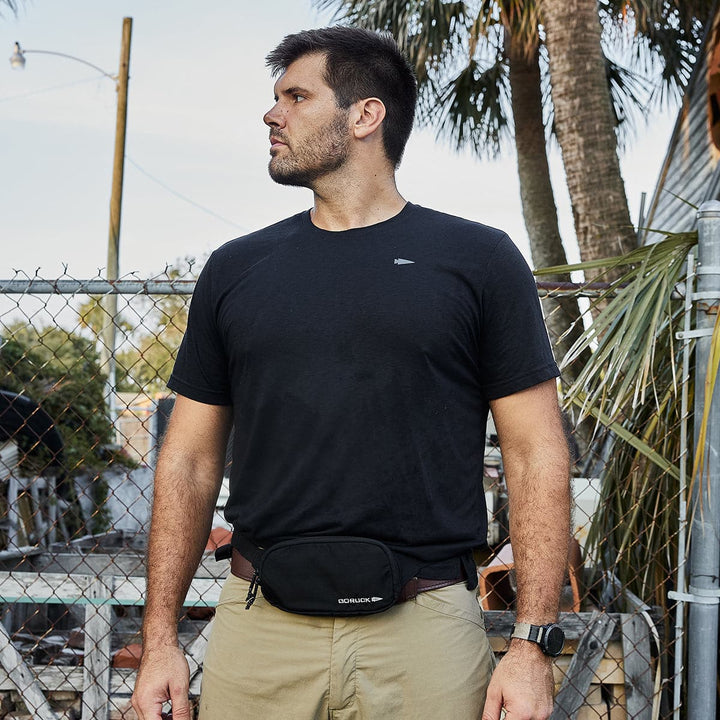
[266, 26, 417, 168]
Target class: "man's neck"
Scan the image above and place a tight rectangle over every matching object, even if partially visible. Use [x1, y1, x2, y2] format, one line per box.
[309, 172, 406, 232]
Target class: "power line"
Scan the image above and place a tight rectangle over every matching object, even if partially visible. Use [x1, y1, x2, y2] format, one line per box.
[0, 75, 103, 103]
[126, 155, 246, 232]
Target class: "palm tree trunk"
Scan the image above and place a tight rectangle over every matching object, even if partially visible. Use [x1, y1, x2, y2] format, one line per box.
[541, 0, 636, 272]
[508, 35, 586, 381]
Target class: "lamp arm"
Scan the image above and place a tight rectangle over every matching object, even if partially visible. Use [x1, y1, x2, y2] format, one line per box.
[22, 49, 117, 81]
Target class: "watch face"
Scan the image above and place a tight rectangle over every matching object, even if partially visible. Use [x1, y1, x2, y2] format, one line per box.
[543, 625, 565, 656]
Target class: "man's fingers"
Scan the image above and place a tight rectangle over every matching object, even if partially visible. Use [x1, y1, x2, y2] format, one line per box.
[131, 676, 171, 720]
[131, 692, 163, 720]
[481, 683, 503, 720]
[168, 682, 192, 720]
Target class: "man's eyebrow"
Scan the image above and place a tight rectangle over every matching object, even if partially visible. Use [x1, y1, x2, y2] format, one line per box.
[281, 85, 312, 97]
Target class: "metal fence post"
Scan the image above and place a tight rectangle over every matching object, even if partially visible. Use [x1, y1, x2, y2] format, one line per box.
[687, 200, 720, 720]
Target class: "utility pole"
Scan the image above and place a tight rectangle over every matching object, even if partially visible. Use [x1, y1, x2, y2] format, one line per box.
[101, 17, 132, 424]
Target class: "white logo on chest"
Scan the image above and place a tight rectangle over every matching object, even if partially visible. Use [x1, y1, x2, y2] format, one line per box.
[394, 258, 415, 265]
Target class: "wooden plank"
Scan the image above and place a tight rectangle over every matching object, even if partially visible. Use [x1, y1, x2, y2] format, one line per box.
[490, 640, 626, 687]
[7, 475, 22, 549]
[0, 666, 83, 692]
[0, 571, 91, 602]
[82, 578, 112, 720]
[554, 645, 625, 686]
[576, 705, 610, 720]
[0, 621, 58, 720]
[0, 571, 223, 607]
[550, 612, 617, 720]
[34, 549, 227, 581]
[0, 667, 134, 694]
[621, 613, 653, 720]
[609, 685, 628, 719]
[485, 611, 625, 642]
[113, 575, 222, 606]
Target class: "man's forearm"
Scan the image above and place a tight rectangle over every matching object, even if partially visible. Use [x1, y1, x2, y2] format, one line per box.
[142, 447, 224, 649]
[505, 445, 570, 625]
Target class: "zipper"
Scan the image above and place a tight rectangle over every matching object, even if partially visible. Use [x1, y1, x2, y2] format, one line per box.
[245, 569, 260, 609]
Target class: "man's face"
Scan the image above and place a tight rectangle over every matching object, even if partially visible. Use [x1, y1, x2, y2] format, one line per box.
[263, 53, 352, 187]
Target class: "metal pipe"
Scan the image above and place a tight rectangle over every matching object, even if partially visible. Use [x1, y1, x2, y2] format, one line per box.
[0, 279, 196, 294]
[687, 200, 720, 720]
[672, 250, 694, 720]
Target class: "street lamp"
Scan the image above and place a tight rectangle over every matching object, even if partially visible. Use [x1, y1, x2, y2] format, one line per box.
[10, 41, 117, 79]
[9, 42, 25, 69]
[10, 18, 133, 423]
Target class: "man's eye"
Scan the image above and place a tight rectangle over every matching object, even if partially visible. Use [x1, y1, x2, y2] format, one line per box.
[294, 94, 306, 102]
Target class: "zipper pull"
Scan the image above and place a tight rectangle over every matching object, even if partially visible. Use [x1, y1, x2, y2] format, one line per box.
[245, 569, 260, 609]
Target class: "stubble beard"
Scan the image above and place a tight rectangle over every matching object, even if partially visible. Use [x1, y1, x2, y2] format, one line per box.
[268, 110, 351, 189]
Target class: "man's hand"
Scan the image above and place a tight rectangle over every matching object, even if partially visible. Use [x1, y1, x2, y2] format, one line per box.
[482, 642, 554, 720]
[131, 645, 191, 720]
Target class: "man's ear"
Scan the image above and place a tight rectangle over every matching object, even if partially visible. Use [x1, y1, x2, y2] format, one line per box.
[352, 97, 386, 140]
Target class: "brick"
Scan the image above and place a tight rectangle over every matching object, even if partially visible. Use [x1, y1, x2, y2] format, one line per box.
[112, 643, 143, 669]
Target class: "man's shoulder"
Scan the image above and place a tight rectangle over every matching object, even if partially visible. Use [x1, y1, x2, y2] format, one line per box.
[409, 204, 508, 243]
[406, 204, 511, 256]
[212, 211, 306, 261]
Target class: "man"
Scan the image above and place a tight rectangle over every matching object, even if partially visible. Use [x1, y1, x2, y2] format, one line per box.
[132, 26, 570, 720]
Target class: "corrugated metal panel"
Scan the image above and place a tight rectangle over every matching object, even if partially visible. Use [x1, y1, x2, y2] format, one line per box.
[642, 15, 720, 240]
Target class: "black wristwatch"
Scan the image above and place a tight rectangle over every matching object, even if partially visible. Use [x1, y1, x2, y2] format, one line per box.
[511, 622, 565, 657]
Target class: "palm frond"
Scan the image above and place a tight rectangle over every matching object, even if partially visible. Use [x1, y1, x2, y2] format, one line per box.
[601, 0, 714, 38]
[538, 229, 697, 609]
[540, 232, 696, 418]
[313, 0, 472, 82]
[606, 57, 650, 144]
[599, 0, 711, 108]
[570, 394, 680, 479]
[489, 0, 542, 51]
[428, 54, 512, 156]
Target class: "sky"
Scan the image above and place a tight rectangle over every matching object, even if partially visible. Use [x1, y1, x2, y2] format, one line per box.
[0, 0, 677, 280]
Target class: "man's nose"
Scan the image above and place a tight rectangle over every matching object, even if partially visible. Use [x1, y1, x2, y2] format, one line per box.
[263, 102, 284, 128]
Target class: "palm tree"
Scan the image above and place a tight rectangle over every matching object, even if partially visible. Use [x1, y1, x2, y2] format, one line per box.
[505, 25, 584, 364]
[541, 0, 712, 269]
[543, 0, 635, 264]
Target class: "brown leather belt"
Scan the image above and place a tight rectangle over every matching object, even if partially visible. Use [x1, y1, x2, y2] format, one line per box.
[230, 547, 463, 603]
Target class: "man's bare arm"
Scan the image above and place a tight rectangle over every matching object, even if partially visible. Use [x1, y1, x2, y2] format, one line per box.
[132, 395, 232, 720]
[482, 379, 571, 720]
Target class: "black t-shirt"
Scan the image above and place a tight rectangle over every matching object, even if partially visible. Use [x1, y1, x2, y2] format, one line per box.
[168, 203, 559, 578]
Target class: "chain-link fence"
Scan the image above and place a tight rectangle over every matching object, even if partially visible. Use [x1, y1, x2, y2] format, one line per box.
[0, 258, 696, 719]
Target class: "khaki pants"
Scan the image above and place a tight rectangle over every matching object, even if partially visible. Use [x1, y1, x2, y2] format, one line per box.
[199, 574, 495, 719]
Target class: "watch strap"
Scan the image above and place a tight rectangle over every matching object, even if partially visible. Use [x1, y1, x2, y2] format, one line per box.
[511, 622, 546, 645]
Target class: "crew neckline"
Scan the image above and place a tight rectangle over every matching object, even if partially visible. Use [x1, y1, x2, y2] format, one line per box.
[302, 202, 416, 236]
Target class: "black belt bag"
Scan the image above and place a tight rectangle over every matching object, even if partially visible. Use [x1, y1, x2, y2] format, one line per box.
[229, 534, 402, 616]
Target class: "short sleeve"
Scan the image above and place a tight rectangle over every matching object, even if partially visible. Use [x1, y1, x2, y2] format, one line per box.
[476, 234, 559, 400]
[167, 254, 232, 405]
